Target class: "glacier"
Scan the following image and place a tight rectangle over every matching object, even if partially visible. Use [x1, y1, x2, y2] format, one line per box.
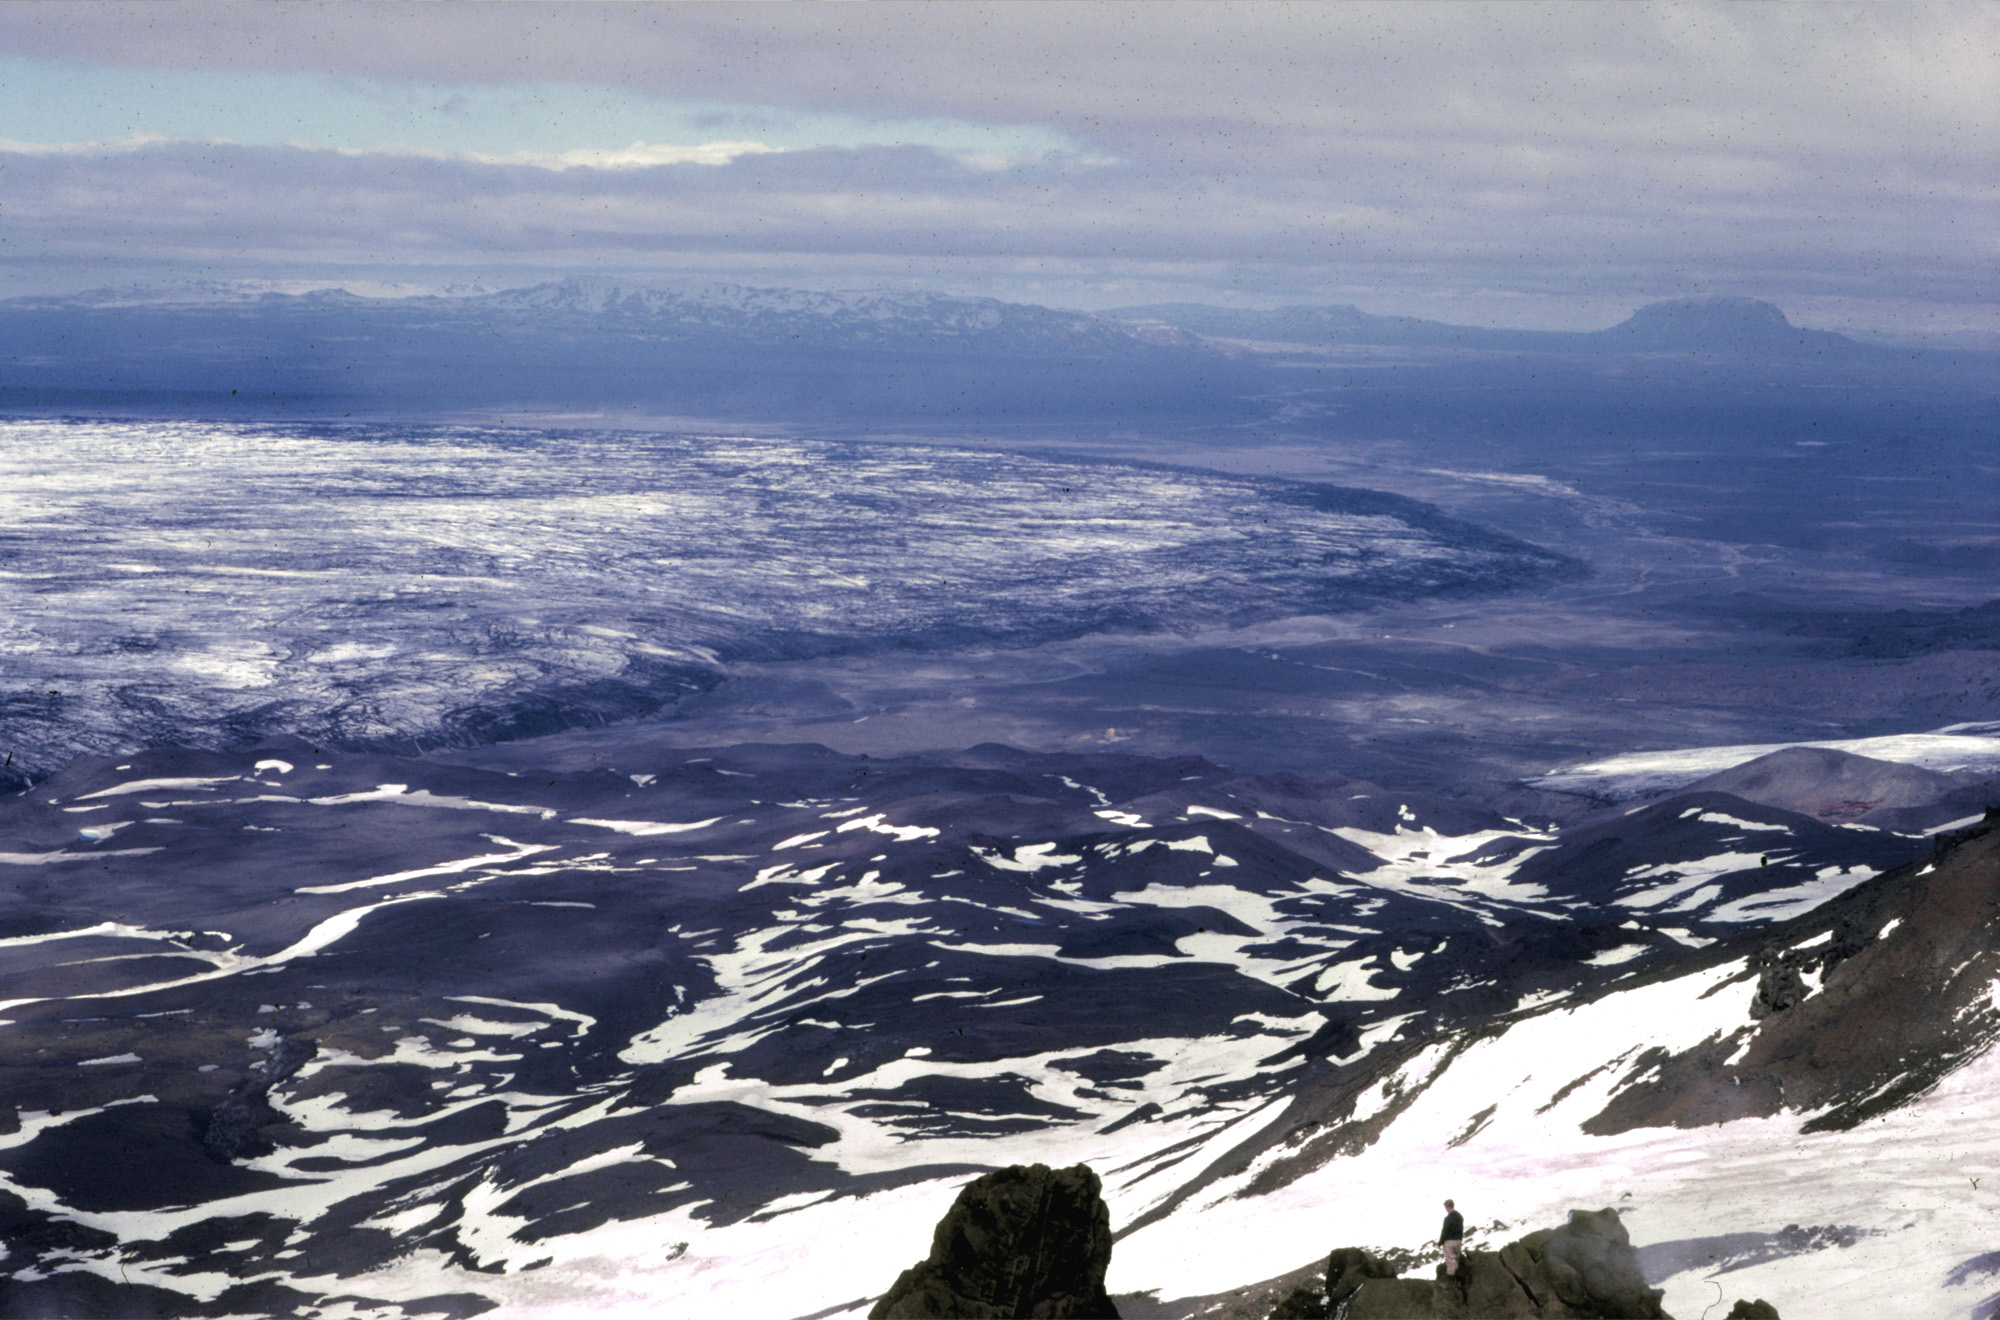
[0, 419, 1571, 786]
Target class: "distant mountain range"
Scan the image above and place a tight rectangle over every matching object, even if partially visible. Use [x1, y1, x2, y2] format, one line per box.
[0, 279, 1950, 422]
[0, 277, 1254, 420]
[9, 276, 1192, 350]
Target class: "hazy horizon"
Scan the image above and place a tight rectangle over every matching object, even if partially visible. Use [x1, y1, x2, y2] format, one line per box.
[2, 2, 1994, 340]
[8, 273, 1985, 355]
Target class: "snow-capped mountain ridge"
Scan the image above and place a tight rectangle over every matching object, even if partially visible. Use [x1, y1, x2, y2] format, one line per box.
[1531, 725, 2000, 814]
[474, 276, 1128, 340]
[496, 276, 1209, 352]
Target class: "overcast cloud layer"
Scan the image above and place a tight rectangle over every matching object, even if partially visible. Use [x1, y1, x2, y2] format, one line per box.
[1, 1, 1993, 334]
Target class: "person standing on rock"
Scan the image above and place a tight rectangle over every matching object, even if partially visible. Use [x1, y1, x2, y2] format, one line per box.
[1439, 1198, 1465, 1275]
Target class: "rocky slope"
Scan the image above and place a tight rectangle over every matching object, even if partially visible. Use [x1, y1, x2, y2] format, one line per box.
[1586, 808, 2000, 1134]
[1105, 814, 2000, 1320]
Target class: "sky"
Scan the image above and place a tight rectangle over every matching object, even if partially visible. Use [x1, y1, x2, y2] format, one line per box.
[0, 1, 1993, 335]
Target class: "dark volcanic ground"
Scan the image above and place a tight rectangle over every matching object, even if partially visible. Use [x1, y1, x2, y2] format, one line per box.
[0, 732, 1936, 1317]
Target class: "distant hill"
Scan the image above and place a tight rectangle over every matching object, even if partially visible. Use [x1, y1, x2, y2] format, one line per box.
[1105, 295, 1874, 358]
[1679, 746, 1992, 830]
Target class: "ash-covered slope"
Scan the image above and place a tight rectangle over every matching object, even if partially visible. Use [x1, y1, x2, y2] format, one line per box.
[1435, 791, 1915, 934]
[0, 738, 1915, 1318]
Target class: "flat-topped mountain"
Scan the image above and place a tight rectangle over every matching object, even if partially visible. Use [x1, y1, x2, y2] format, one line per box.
[1600, 297, 1853, 354]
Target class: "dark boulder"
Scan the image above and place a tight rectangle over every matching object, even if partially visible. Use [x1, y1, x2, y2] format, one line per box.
[1725, 1303, 1779, 1319]
[1340, 1274, 1439, 1317]
[871, 1163, 1119, 1319]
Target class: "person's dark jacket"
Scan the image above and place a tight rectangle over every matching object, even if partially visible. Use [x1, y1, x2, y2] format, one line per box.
[1439, 1210, 1464, 1244]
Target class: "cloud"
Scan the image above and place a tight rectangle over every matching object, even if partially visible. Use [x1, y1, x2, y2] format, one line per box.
[3, 134, 1983, 300]
[6, 3, 1990, 165]
[387, 140, 781, 171]
[0, 133, 168, 156]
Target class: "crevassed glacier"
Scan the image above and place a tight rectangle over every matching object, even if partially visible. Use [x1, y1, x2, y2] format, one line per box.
[0, 419, 1572, 779]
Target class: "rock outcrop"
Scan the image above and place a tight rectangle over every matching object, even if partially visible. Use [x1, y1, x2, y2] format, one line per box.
[1724, 1302, 1780, 1319]
[871, 1163, 1119, 1319]
[1325, 1245, 1406, 1310]
[1274, 1208, 1671, 1319]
